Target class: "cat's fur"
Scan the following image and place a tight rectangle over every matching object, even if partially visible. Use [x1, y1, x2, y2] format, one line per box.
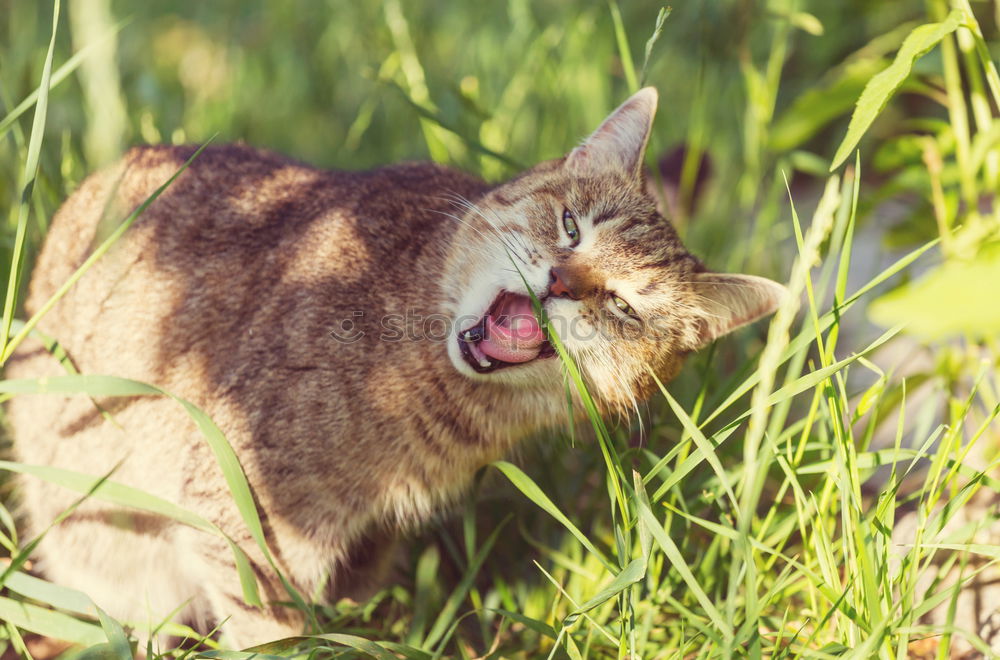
[6, 88, 785, 646]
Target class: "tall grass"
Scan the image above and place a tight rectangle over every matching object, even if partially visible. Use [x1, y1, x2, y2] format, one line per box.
[1, 1, 998, 658]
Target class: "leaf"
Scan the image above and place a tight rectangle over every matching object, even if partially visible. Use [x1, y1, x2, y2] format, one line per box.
[96, 606, 133, 660]
[3, 571, 94, 616]
[1, 0, 60, 359]
[764, 325, 901, 407]
[787, 11, 824, 36]
[310, 633, 401, 660]
[563, 557, 645, 627]
[646, 371, 739, 512]
[423, 517, 509, 650]
[635, 501, 731, 638]
[633, 470, 652, 563]
[199, 646, 295, 660]
[492, 609, 557, 640]
[855, 374, 886, 418]
[868, 243, 1000, 339]
[0, 459, 263, 608]
[0, 373, 279, 607]
[918, 543, 1000, 560]
[830, 10, 963, 170]
[608, 1, 637, 91]
[0, 19, 127, 139]
[0, 595, 104, 647]
[492, 461, 614, 571]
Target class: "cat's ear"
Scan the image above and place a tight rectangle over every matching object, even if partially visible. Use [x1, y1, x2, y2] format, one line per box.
[566, 87, 657, 180]
[689, 273, 788, 348]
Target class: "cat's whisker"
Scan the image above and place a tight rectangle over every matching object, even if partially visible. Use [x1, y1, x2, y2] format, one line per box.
[685, 292, 737, 321]
[442, 193, 530, 266]
[481, 203, 533, 256]
[444, 197, 523, 259]
[425, 208, 513, 263]
[437, 193, 508, 240]
[445, 203, 527, 265]
[680, 280, 772, 289]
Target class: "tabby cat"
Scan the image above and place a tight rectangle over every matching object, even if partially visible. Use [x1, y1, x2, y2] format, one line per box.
[7, 88, 785, 646]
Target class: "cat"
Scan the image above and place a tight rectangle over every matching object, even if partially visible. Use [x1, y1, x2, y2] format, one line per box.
[6, 87, 786, 647]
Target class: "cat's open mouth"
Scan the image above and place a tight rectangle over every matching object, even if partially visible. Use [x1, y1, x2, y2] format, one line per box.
[458, 291, 555, 373]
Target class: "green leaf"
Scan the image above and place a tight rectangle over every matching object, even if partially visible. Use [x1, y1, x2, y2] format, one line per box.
[0, 595, 104, 647]
[96, 606, 133, 660]
[3, 571, 94, 615]
[310, 633, 403, 660]
[868, 243, 1000, 339]
[608, 1, 637, 91]
[423, 517, 509, 651]
[563, 557, 645, 627]
[0, 373, 280, 607]
[1, 0, 60, 359]
[492, 609, 558, 640]
[0, 459, 263, 608]
[830, 10, 963, 170]
[492, 461, 614, 571]
[635, 501, 731, 639]
[406, 545, 440, 646]
[647, 371, 739, 512]
[918, 543, 1000, 560]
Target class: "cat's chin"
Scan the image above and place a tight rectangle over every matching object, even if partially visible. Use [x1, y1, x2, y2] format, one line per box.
[455, 291, 556, 375]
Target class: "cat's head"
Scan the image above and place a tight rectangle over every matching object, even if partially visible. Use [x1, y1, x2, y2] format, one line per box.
[443, 88, 786, 411]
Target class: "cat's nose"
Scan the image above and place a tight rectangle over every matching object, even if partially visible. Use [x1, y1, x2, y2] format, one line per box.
[548, 267, 582, 300]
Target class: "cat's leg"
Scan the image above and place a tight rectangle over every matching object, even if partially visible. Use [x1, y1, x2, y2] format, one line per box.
[7, 342, 202, 639]
[26, 504, 201, 640]
[190, 527, 399, 648]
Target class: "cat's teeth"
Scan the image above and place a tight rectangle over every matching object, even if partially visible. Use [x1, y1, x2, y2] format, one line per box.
[479, 357, 492, 368]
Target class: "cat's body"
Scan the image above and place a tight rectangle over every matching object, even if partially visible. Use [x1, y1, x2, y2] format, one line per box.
[7, 89, 785, 646]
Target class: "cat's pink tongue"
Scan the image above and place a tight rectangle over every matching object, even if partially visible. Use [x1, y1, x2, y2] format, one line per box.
[480, 294, 545, 363]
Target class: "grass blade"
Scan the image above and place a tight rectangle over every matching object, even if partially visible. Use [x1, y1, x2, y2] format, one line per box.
[0, 595, 104, 647]
[1, 0, 61, 361]
[831, 10, 962, 169]
[2, 139, 213, 362]
[0, 19, 127, 139]
[635, 500, 731, 641]
[492, 461, 614, 572]
[0, 459, 262, 607]
[563, 557, 645, 627]
[608, 1, 638, 91]
[423, 516, 509, 651]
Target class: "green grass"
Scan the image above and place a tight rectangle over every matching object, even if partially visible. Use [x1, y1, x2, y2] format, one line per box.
[2, 1, 999, 658]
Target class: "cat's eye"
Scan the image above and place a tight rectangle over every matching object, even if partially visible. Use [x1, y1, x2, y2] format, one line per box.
[611, 294, 638, 318]
[562, 208, 580, 245]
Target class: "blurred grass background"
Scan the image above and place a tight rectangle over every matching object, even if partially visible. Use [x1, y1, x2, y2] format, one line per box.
[2, 0, 1000, 658]
[0, 0, 936, 256]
